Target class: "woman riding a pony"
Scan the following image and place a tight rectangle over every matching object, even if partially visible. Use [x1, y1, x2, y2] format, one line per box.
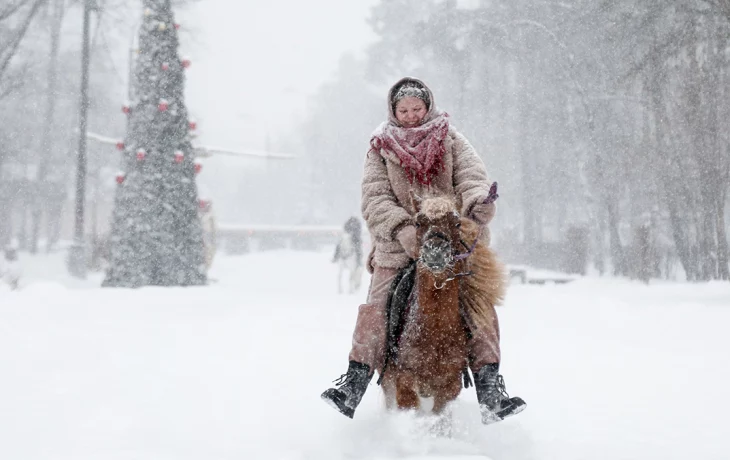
[321, 77, 526, 423]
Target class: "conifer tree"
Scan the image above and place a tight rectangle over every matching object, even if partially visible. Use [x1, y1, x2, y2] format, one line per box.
[104, 0, 206, 287]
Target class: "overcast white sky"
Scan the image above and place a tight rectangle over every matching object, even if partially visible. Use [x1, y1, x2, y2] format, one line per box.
[178, 0, 379, 153]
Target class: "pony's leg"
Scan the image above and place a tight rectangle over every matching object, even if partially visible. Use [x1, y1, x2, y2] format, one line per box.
[349, 264, 358, 294]
[428, 380, 460, 438]
[353, 266, 362, 292]
[429, 404, 454, 438]
[432, 379, 462, 414]
[381, 372, 397, 410]
[395, 373, 420, 411]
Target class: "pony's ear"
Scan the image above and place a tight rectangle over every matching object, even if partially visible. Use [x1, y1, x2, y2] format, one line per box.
[455, 193, 463, 213]
[410, 190, 423, 213]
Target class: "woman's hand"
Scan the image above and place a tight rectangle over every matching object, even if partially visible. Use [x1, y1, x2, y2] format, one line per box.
[469, 202, 496, 226]
[396, 225, 418, 259]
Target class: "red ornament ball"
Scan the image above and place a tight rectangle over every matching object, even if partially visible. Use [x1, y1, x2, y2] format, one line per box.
[174, 23, 181, 30]
[136, 149, 146, 161]
[188, 120, 197, 131]
[194, 161, 202, 174]
[158, 99, 169, 112]
[174, 150, 184, 163]
[116, 173, 125, 184]
[116, 141, 125, 151]
[161, 62, 169, 71]
[122, 104, 131, 114]
[181, 57, 191, 68]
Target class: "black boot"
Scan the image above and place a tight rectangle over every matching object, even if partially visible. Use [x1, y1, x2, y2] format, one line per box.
[475, 363, 526, 424]
[321, 361, 372, 419]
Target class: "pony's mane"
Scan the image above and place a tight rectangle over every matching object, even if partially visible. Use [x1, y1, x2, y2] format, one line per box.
[420, 196, 458, 220]
[458, 218, 508, 329]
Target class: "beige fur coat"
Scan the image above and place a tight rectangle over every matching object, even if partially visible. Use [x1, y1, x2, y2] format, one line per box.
[362, 125, 495, 272]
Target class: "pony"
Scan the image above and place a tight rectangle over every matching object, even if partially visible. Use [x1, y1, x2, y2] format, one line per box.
[380, 192, 506, 417]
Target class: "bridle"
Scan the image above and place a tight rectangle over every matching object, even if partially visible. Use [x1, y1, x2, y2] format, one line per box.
[415, 183, 498, 290]
[418, 224, 483, 290]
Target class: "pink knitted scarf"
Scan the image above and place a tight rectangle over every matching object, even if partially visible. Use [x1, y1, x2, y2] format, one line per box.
[370, 112, 450, 186]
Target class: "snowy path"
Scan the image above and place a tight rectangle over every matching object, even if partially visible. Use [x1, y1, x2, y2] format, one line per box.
[0, 250, 728, 460]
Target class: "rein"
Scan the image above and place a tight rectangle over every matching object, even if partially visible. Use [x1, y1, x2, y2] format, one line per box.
[419, 182, 499, 290]
[454, 225, 483, 261]
[433, 268, 473, 290]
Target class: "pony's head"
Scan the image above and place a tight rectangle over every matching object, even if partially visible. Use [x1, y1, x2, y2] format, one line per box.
[411, 191, 463, 273]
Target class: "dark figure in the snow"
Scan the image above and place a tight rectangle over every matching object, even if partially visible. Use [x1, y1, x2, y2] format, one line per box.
[2, 246, 21, 290]
[321, 77, 526, 423]
[332, 217, 364, 294]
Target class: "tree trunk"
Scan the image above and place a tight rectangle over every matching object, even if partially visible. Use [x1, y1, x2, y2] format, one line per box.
[696, 183, 717, 281]
[519, 87, 537, 260]
[716, 187, 729, 281]
[30, 0, 64, 254]
[606, 197, 626, 276]
[0, 154, 9, 248]
[666, 197, 695, 281]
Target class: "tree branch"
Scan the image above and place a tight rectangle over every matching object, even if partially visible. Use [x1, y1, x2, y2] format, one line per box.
[0, 0, 28, 22]
[0, 0, 47, 83]
[618, 16, 694, 83]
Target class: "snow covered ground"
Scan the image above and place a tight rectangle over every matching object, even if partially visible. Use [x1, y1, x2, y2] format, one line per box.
[1, 249, 728, 460]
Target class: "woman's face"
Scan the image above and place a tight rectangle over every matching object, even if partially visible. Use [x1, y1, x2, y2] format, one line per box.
[395, 96, 427, 127]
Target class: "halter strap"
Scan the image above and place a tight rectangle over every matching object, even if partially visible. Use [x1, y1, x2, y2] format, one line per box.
[454, 225, 483, 261]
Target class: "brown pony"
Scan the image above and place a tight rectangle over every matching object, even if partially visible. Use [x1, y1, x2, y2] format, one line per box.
[381, 193, 506, 415]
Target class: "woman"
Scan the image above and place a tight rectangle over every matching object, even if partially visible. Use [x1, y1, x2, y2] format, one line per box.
[321, 77, 525, 423]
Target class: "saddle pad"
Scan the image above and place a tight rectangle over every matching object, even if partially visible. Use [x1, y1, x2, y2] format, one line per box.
[384, 260, 417, 369]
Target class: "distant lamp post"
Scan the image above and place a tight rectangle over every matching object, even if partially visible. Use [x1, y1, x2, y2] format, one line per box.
[67, 0, 95, 278]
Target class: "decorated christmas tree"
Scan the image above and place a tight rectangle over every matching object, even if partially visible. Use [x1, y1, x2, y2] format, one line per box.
[103, 0, 206, 287]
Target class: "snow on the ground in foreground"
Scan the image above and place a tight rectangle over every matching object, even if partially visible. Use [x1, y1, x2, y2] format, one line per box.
[0, 250, 729, 460]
